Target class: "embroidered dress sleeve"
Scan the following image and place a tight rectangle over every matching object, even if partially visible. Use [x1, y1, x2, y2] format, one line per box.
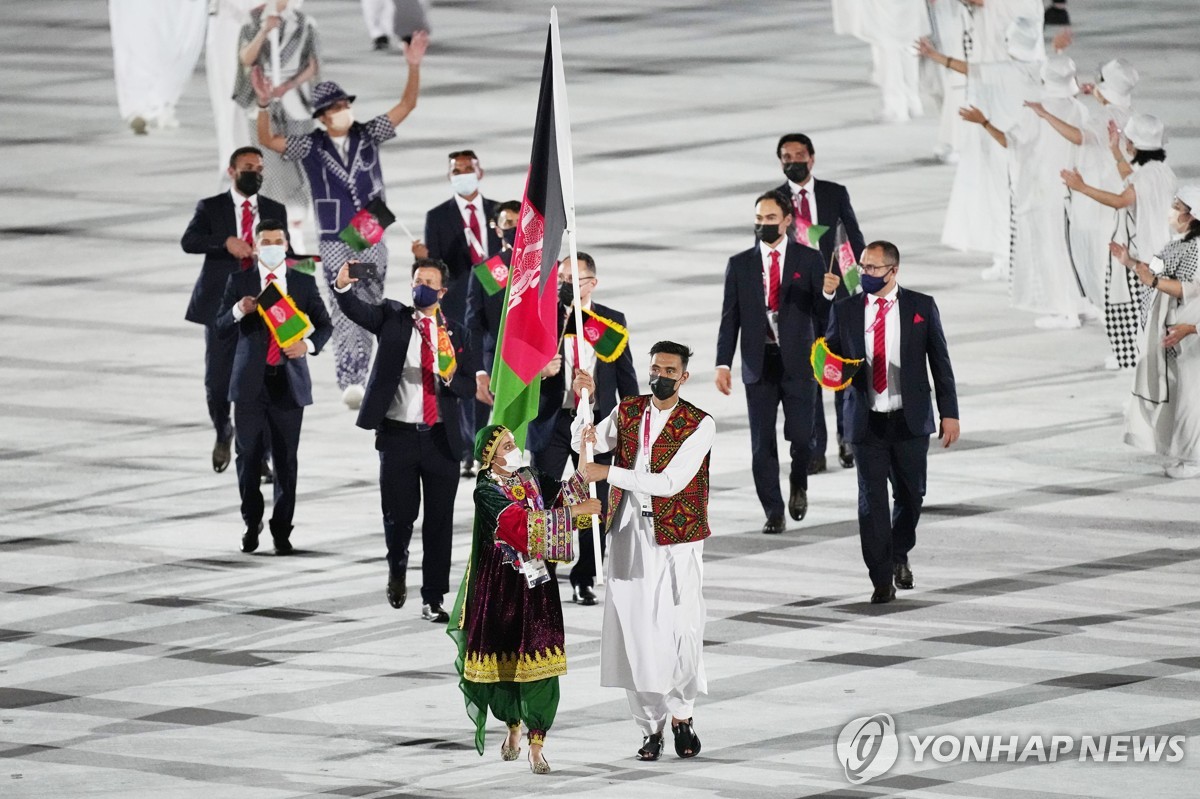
[491, 474, 574, 564]
[282, 131, 314, 162]
[606, 416, 716, 498]
[364, 114, 397, 144]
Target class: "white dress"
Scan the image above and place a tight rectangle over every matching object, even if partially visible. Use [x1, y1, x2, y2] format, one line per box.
[835, 0, 928, 122]
[571, 402, 715, 697]
[927, 0, 968, 157]
[1069, 103, 1131, 307]
[109, 0, 207, 123]
[206, 0, 255, 179]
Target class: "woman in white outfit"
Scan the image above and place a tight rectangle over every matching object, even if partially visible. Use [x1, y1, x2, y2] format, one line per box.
[1061, 114, 1178, 370]
[1117, 186, 1200, 478]
[109, 0, 207, 134]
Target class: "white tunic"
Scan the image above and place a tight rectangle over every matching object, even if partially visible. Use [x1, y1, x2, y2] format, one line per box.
[109, 0, 207, 122]
[834, 0, 928, 122]
[1069, 103, 1131, 306]
[572, 401, 715, 695]
[1109, 162, 1179, 306]
[927, 0, 968, 155]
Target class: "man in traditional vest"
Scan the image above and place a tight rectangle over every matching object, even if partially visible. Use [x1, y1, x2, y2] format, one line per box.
[572, 340, 714, 763]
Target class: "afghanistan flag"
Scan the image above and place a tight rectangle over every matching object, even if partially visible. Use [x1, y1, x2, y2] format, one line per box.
[256, 281, 313, 349]
[472, 253, 510, 297]
[811, 337, 862, 391]
[285, 255, 321, 276]
[565, 307, 629, 363]
[832, 221, 860, 294]
[794, 218, 829, 249]
[487, 21, 571, 448]
[339, 197, 396, 251]
[434, 315, 457, 380]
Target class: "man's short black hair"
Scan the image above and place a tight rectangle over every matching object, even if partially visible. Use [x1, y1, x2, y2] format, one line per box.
[229, 146, 264, 168]
[412, 257, 450, 285]
[755, 189, 793, 216]
[649, 341, 693, 371]
[776, 133, 815, 160]
[572, 251, 596, 275]
[864, 240, 901, 266]
[495, 200, 521, 219]
[255, 218, 287, 237]
[448, 149, 478, 161]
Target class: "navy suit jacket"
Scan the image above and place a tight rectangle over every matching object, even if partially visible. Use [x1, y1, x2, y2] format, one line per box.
[334, 289, 479, 454]
[215, 269, 333, 407]
[527, 302, 639, 454]
[824, 287, 959, 444]
[181, 192, 289, 325]
[423, 196, 501, 322]
[716, 243, 830, 384]
[775, 178, 865, 273]
[464, 248, 510, 374]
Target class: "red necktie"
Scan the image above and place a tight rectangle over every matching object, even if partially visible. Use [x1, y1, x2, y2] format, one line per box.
[240, 200, 254, 269]
[796, 189, 812, 226]
[767, 250, 780, 312]
[264, 273, 282, 365]
[466, 206, 484, 263]
[420, 318, 439, 425]
[872, 297, 888, 395]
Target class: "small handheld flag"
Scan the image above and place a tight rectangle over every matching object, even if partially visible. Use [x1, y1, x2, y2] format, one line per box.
[285, 255, 322, 276]
[256, 281, 313, 349]
[339, 197, 396, 251]
[832, 222, 860, 294]
[565, 307, 629, 363]
[795, 219, 829, 249]
[811, 337, 862, 391]
[472, 254, 510, 297]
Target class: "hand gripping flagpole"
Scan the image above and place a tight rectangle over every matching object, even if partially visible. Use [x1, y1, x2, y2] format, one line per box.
[550, 8, 603, 585]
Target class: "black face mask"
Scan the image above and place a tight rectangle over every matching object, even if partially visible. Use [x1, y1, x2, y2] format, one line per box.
[755, 223, 783, 243]
[502, 227, 516, 248]
[558, 282, 574, 307]
[235, 170, 263, 197]
[783, 161, 810, 184]
[648, 375, 678, 402]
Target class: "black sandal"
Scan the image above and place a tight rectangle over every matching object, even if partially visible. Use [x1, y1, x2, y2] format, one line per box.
[636, 732, 664, 761]
[672, 718, 701, 758]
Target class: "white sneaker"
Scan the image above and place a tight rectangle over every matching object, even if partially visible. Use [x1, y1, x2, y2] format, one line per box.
[981, 265, 1007, 282]
[1165, 461, 1200, 479]
[1035, 315, 1082, 330]
[1104, 356, 1121, 371]
[342, 384, 365, 410]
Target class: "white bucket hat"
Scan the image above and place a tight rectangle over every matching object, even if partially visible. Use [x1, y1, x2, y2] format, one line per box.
[1005, 16, 1044, 63]
[1096, 58, 1138, 108]
[1124, 114, 1165, 151]
[1041, 55, 1079, 99]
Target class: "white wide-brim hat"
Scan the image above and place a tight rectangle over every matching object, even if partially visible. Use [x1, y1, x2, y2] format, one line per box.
[1041, 55, 1079, 98]
[1005, 16, 1044, 63]
[1124, 113, 1165, 151]
[1176, 186, 1200, 218]
[1096, 58, 1139, 109]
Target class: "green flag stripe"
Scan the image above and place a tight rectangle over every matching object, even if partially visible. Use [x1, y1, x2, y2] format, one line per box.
[473, 262, 503, 295]
[338, 226, 371, 251]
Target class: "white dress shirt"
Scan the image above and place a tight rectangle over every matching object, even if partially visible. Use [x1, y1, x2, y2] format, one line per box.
[328, 134, 350, 163]
[230, 187, 258, 237]
[563, 300, 597, 409]
[864, 286, 903, 412]
[787, 177, 818, 227]
[453, 193, 489, 259]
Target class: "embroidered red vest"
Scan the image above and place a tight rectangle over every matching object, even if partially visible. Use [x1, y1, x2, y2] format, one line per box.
[608, 395, 711, 546]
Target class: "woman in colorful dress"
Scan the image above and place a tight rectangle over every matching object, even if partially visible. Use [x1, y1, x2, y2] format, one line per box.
[448, 424, 599, 774]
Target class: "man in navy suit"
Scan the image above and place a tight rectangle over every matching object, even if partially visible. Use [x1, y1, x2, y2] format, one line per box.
[216, 219, 333, 555]
[529, 252, 638, 604]
[181, 146, 289, 473]
[413, 149, 502, 476]
[825, 241, 960, 604]
[333, 257, 477, 622]
[773, 133, 866, 475]
[466, 200, 519, 411]
[717, 191, 841, 534]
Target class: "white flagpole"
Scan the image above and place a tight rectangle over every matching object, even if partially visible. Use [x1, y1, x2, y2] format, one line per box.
[549, 7, 603, 586]
[268, 4, 282, 89]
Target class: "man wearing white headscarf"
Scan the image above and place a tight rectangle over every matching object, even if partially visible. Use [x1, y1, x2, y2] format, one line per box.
[207, 0, 256, 180]
[109, 0, 207, 134]
[918, 12, 1045, 280]
[1027, 58, 1140, 315]
[959, 54, 1089, 326]
[1061, 114, 1177, 369]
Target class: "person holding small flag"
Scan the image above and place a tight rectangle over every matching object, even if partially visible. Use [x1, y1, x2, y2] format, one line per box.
[716, 190, 840, 534]
[467, 201, 520, 411]
[333, 257, 477, 620]
[824, 241, 959, 604]
[773, 133, 865, 474]
[251, 30, 428, 411]
[216, 219, 333, 556]
[413, 149, 504, 477]
[528, 252, 638, 605]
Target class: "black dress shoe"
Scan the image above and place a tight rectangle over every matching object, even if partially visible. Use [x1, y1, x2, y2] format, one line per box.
[386, 575, 407, 609]
[894, 563, 914, 590]
[788, 482, 808, 522]
[572, 585, 597, 606]
[807, 455, 827, 475]
[260, 460, 274, 485]
[870, 582, 896, 604]
[270, 522, 293, 555]
[838, 441, 855, 469]
[212, 439, 232, 473]
[461, 459, 476, 479]
[422, 603, 450, 623]
[241, 521, 263, 553]
[762, 515, 786, 535]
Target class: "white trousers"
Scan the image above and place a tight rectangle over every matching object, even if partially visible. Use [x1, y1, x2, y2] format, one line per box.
[627, 689, 697, 737]
[360, 0, 394, 40]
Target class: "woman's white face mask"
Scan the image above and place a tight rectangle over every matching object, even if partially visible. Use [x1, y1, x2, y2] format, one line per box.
[496, 448, 522, 473]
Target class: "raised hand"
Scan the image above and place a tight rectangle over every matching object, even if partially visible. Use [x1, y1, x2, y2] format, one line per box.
[405, 30, 430, 66]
